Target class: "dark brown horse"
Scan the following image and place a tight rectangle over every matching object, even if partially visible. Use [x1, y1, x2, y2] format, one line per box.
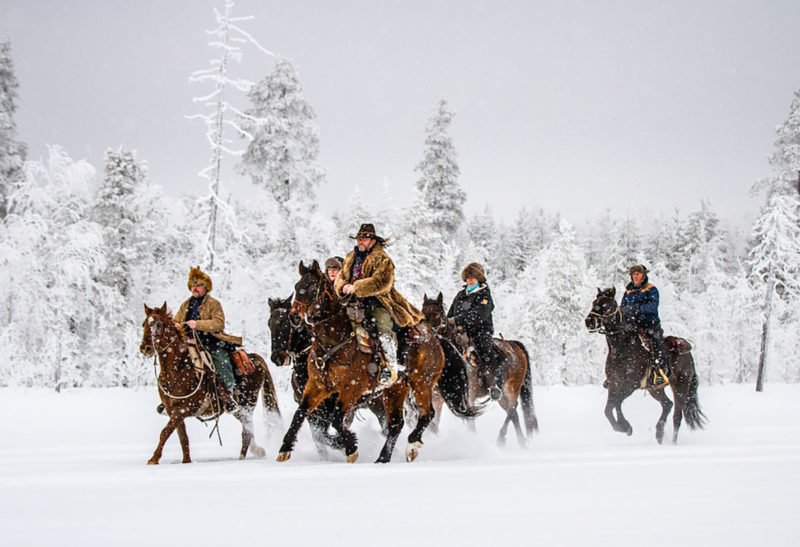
[585, 288, 707, 444]
[140, 303, 281, 464]
[277, 260, 479, 463]
[268, 295, 388, 455]
[422, 293, 538, 447]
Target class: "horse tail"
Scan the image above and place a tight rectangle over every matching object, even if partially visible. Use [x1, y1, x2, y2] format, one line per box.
[511, 340, 539, 435]
[436, 336, 485, 419]
[251, 353, 281, 419]
[682, 368, 707, 430]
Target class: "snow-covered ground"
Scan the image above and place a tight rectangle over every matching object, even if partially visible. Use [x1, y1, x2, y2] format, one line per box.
[1, 383, 798, 546]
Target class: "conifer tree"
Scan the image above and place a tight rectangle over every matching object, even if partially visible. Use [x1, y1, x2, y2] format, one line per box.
[0, 38, 27, 220]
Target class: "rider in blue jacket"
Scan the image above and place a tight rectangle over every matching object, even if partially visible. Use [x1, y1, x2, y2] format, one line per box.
[620, 264, 669, 386]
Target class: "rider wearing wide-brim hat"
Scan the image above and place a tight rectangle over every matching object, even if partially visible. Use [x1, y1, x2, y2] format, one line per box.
[619, 264, 669, 386]
[334, 223, 424, 383]
[173, 266, 243, 410]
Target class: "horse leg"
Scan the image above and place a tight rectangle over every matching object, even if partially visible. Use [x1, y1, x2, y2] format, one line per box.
[672, 389, 686, 445]
[647, 387, 674, 445]
[277, 388, 331, 462]
[406, 384, 435, 462]
[235, 406, 265, 459]
[330, 400, 359, 463]
[427, 387, 445, 435]
[176, 420, 191, 463]
[606, 389, 634, 436]
[148, 415, 182, 465]
[376, 383, 410, 463]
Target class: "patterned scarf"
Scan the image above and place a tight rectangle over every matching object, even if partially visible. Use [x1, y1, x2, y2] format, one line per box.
[351, 246, 371, 281]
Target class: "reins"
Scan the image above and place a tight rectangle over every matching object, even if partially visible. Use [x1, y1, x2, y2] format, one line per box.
[587, 305, 624, 335]
[148, 319, 206, 401]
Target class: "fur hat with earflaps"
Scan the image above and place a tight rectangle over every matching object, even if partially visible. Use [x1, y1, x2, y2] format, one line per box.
[188, 266, 213, 292]
[461, 262, 487, 284]
[628, 264, 649, 276]
[324, 257, 343, 271]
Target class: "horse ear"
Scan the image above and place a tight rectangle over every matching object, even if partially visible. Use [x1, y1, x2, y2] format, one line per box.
[268, 298, 275, 309]
[160, 302, 167, 314]
[311, 259, 321, 274]
[597, 287, 601, 296]
[144, 303, 151, 314]
[288, 292, 294, 302]
[298, 261, 306, 275]
[437, 292, 443, 304]
[423, 293, 428, 301]
[611, 286, 616, 297]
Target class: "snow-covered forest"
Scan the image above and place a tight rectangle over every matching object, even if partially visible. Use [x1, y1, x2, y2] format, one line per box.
[1, 20, 799, 391]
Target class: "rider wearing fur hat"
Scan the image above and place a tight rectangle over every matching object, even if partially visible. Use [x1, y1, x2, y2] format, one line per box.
[174, 266, 243, 410]
[335, 223, 424, 384]
[447, 263, 501, 400]
[620, 264, 669, 386]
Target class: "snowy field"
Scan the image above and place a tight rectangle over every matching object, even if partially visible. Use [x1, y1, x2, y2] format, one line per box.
[1, 383, 798, 547]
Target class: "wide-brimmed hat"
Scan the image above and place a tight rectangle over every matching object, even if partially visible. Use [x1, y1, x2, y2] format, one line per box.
[628, 264, 650, 275]
[188, 266, 212, 292]
[324, 257, 343, 271]
[461, 262, 487, 283]
[350, 223, 385, 243]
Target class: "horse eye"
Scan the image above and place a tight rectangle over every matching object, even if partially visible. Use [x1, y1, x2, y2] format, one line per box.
[298, 289, 306, 295]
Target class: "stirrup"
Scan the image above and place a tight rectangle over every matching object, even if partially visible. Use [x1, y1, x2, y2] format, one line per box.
[651, 368, 669, 388]
[378, 364, 397, 386]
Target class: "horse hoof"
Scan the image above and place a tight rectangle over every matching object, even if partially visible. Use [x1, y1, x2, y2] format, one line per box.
[182, 458, 192, 464]
[346, 451, 359, 463]
[496, 436, 507, 448]
[277, 451, 291, 462]
[405, 441, 423, 462]
[625, 427, 633, 437]
[147, 459, 159, 465]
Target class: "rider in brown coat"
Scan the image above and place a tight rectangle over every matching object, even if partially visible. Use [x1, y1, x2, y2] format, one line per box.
[174, 266, 242, 410]
[334, 223, 424, 383]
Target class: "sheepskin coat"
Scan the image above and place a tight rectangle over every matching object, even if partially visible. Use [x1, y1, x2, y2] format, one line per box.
[334, 243, 424, 328]
[174, 294, 243, 346]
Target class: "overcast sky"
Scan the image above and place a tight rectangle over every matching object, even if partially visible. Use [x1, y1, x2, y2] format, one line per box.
[2, 1, 799, 227]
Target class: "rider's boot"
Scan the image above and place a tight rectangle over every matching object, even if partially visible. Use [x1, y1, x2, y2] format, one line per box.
[378, 333, 399, 385]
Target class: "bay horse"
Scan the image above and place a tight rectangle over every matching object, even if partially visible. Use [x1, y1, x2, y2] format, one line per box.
[277, 260, 479, 463]
[584, 288, 707, 444]
[422, 293, 538, 447]
[140, 303, 281, 464]
[269, 295, 388, 455]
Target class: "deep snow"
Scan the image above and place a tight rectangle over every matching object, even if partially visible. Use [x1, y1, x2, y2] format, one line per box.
[1, 383, 798, 546]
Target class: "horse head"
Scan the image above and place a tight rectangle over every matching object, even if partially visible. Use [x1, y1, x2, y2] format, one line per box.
[291, 259, 339, 326]
[140, 302, 180, 357]
[585, 287, 619, 333]
[268, 295, 295, 367]
[422, 292, 445, 328]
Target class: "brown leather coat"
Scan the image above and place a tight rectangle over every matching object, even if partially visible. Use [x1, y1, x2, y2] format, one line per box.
[334, 243, 424, 328]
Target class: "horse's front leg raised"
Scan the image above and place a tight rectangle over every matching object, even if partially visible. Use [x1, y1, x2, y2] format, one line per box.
[148, 415, 184, 465]
[277, 388, 331, 462]
[605, 390, 633, 436]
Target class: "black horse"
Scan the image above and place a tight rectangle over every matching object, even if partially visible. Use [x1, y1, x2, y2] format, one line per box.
[268, 296, 386, 456]
[585, 287, 706, 444]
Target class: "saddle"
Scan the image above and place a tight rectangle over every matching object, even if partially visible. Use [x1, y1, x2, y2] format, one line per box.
[635, 330, 692, 356]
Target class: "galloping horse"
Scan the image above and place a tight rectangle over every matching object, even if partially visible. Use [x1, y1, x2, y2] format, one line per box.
[277, 260, 479, 463]
[140, 303, 281, 464]
[268, 295, 387, 455]
[585, 288, 706, 443]
[422, 293, 538, 446]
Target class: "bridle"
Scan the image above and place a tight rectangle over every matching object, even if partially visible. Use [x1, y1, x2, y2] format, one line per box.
[586, 300, 624, 335]
[144, 313, 206, 400]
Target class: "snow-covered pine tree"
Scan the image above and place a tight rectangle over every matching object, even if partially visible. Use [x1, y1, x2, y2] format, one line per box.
[414, 98, 465, 242]
[187, 0, 273, 269]
[676, 200, 732, 293]
[237, 57, 326, 264]
[0, 38, 27, 220]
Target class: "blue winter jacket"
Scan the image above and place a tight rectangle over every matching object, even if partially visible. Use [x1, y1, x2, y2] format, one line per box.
[620, 280, 660, 326]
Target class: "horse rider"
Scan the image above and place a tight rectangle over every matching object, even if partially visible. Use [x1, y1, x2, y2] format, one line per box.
[620, 264, 670, 387]
[447, 262, 502, 400]
[324, 256, 343, 283]
[173, 266, 243, 411]
[334, 223, 424, 384]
